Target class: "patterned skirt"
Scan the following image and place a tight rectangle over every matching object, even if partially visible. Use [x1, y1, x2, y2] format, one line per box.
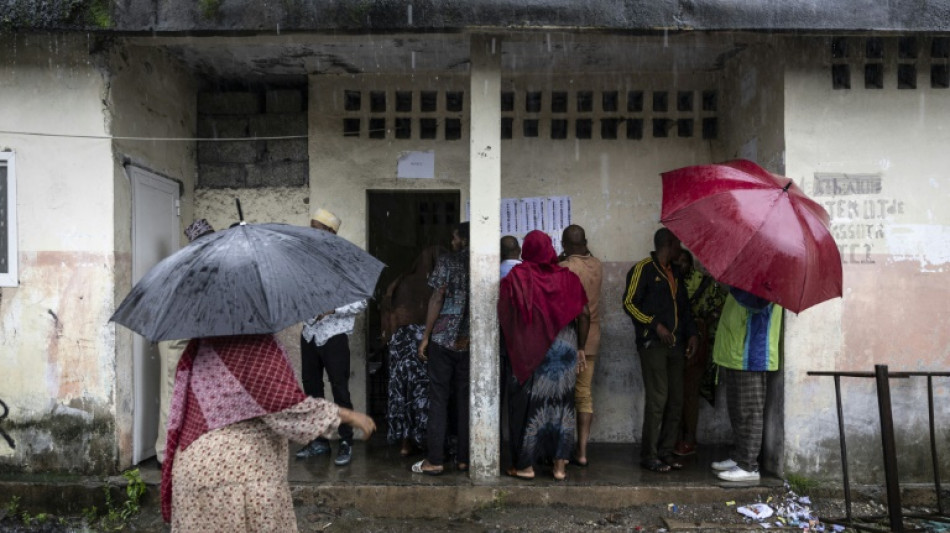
[510, 326, 578, 467]
[386, 324, 429, 445]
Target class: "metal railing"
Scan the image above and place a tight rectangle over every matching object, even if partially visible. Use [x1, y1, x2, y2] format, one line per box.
[808, 365, 949, 532]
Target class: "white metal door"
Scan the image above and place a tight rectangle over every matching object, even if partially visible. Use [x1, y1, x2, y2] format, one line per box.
[130, 166, 180, 464]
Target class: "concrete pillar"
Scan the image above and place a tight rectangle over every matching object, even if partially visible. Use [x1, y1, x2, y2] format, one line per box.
[468, 34, 502, 481]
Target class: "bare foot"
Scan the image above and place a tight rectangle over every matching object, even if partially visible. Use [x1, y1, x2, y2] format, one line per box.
[506, 466, 535, 480]
[553, 459, 568, 481]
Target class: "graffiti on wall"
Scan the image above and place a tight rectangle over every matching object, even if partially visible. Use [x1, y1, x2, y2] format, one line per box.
[813, 173, 903, 264]
[0, 398, 14, 449]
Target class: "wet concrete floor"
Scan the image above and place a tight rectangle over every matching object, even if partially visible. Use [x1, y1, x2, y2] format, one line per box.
[284, 436, 773, 487]
[136, 434, 782, 518]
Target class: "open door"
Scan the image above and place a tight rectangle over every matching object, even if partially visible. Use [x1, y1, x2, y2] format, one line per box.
[129, 166, 180, 464]
[365, 190, 460, 419]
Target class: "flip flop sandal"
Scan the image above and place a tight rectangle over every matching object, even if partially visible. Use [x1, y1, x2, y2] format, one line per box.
[411, 460, 443, 476]
[553, 470, 567, 481]
[640, 458, 672, 473]
[569, 455, 589, 467]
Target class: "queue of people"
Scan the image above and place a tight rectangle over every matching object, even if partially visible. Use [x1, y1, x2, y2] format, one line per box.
[157, 209, 781, 530]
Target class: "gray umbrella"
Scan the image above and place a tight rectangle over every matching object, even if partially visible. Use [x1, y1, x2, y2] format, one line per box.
[111, 223, 385, 342]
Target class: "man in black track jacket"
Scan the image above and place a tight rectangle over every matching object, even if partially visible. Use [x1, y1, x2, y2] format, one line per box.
[622, 228, 698, 473]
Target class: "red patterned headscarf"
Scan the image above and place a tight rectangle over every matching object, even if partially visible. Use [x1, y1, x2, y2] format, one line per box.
[498, 231, 587, 383]
[160, 334, 307, 522]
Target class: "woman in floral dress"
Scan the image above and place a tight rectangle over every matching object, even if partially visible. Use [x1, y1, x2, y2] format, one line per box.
[161, 334, 375, 531]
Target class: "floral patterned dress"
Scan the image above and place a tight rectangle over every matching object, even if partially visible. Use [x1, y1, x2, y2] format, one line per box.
[170, 398, 339, 532]
[386, 324, 429, 446]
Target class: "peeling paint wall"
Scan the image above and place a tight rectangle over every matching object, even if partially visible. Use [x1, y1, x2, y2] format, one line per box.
[783, 37, 950, 482]
[0, 35, 197, 473]
[715, 37, 788, 475]
[108, 41, 198, 468]
[0, 34, 118, 472]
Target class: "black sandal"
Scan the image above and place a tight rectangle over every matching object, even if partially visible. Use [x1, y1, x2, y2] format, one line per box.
[640, 458, 671, 473]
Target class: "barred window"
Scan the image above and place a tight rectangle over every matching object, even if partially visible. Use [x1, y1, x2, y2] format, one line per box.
[0, 152, 18, 287]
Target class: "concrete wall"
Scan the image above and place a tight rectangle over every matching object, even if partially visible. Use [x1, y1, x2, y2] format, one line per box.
[108, 41, 198, 468]
[0, 34, 118, 473]
[89, 0, 950, 33]
[306, 73, 471, 417]
[0, 35, 197, 473]
[197, 88, 308, 189]
[782, 36, 950, 482]
[498, 72, 730, 445]
[303, 68, 736, 444]
[715, 37, 788, 475]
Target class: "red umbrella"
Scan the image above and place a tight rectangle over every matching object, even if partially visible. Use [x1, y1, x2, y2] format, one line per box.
[660, 159, 842, 313]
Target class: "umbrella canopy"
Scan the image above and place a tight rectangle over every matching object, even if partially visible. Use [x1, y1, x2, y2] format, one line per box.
[660, 159, 842, 313]
[111, 223, 385, 342]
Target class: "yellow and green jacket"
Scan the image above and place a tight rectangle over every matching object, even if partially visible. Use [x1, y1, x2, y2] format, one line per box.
[712, 289, 783, 372]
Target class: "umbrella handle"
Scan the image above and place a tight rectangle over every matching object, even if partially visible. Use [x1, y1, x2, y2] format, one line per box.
[236, 198, 244, 222]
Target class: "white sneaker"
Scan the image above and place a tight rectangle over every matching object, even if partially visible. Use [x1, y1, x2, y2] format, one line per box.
[711, 458, 737, 471]
[717, 466, 760, 482]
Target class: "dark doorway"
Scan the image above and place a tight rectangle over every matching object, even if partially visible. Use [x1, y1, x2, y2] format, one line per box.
[366, 190, 460, 420]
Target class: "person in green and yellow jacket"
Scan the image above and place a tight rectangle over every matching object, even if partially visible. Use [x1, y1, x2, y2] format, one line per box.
[709, 287, 782, 482]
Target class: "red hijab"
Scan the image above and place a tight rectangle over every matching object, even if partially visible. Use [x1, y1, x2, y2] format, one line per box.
[498, 231, 587, 384]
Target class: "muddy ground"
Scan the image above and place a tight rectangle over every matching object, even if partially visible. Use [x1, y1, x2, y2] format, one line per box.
[3, 484, 945, 532]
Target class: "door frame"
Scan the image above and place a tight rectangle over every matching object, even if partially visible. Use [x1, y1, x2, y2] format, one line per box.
[364, 189, 460, 418]
[128, 165, 180, 464]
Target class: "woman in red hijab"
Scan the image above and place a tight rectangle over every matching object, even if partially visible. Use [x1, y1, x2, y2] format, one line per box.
[498, 230, 590, 481]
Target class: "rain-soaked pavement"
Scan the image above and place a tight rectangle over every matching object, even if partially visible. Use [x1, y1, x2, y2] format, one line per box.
[119, 437, 813, 532]
[6, 435, 935, 532]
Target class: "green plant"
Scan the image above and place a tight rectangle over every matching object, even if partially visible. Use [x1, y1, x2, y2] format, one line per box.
[491, 489, 508, 510]
[88, 468, 147, 531]
[121, 468, 147, 516]
[786, 472, 820, 495]
[87, 0, 112, 28]
[81, 505, 98, 524]
[199, 0, 223, 19]
[4, 495, 20, 516]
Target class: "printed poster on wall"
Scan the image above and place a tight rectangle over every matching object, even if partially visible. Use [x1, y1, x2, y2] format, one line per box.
[464, 195, 573, 253]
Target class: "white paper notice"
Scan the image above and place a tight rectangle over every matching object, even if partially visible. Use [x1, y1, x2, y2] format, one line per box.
[397, 151, 435, 179]
[516, 200, 529, 233]
[501, 199, 518, 234]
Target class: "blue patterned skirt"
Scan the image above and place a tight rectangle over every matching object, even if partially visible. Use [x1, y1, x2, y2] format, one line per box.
[510, 327, 577, 468]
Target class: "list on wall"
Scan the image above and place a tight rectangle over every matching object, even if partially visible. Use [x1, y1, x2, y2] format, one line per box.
[468, 196, 573, 254]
